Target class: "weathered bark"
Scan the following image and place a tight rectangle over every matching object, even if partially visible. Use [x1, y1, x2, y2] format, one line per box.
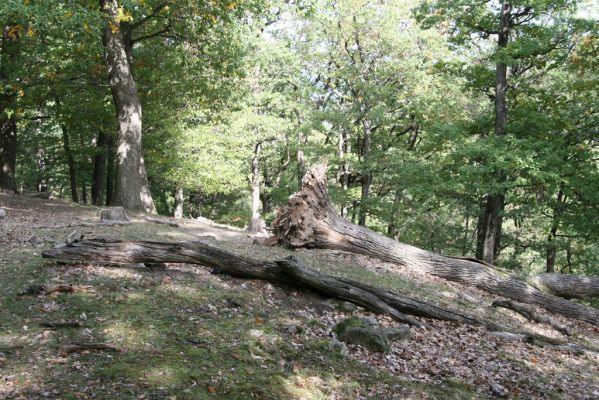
[42, 239, 487, 327]
[277, 257, 424, 327]
[532, 273, 599, 300]
[271, 165, 599, 325]
[174, 187, 184, 219]
[476, 2, 512, 264]
[61, 125, 79, 203]
[0, 25, 19, 193]
[100, 0, 155, 213]
[92, 132, 108, 206]
[492, 299, 571, 335]
[101, 207, 128, 222]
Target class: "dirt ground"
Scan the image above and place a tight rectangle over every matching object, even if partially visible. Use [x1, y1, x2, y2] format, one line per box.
[1, 193, 598, 399]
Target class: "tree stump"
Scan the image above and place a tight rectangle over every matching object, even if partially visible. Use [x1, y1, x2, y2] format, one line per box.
[100, 207, 128, 222]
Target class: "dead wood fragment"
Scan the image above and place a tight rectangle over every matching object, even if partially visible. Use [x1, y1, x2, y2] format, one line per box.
[145, 216, 180, 227]
[40, 321, 83, 329]
[61, 342, 121, 355]
[18, 284, 93, 297]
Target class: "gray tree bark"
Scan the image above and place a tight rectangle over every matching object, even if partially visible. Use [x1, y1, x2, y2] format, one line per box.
[249, 142, 265, 233]
[174, 187, 184, 219]
[100, 0, 156, 213]
[272, 165, 599, 325]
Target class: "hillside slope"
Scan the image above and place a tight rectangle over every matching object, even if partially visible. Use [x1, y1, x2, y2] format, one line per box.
[1, 193, 598, 399]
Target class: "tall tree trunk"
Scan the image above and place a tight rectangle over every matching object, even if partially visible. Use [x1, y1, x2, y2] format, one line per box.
[92, 132, 108, 206]
[387, 190, 402, 241]
[81, 180, 88, 204]
[100, 0, 155, 213]
[174, 187, 184, 219]
[36, 146, 48, 193]
[359, 120, 372, 227]
[476, 2, 511, 264]
[546, 189, 565, 273]
[249, 142, 264, 233]
[297, 131, 305, 192]
[272, 165, 599, 325]
[338, 129, 350, 218]
[61, 125, 79, 203]
[105, 132, 116, 206]
[0, 25, 19, 193]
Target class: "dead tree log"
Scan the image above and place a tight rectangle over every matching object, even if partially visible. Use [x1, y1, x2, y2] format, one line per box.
[531, 274, 599, 299]
[42, 239, 486, 327]
[271, 165, 599, 325]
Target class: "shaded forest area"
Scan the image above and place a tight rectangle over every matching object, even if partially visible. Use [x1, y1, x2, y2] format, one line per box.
[1, 0, 599, 398]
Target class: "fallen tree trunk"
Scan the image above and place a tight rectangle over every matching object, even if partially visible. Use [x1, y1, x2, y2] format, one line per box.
[531, 273, 599, 300]
[271, 165, 599, 325]
[42, 239, 486, 327]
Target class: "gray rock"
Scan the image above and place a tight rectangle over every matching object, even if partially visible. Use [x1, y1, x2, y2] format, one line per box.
[328, 339, 349, 356]
[333, 300, 358, 313]
[333, 317, 390, 353]
[0, 208, 6, 218]
[383, 325, 410, 342]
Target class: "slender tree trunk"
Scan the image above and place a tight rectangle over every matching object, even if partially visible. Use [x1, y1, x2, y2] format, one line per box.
[92, 132, 108, 206]
[174, 187, 184, 219]
[338, 130, 350, 218]
[359, 121, 372, 227]
[36, 146, 48, 193]
[0, 25, 19, 193]
[81, 180, 88, 204]
[387, 190, 402, 241]
[105, 132, 116, 206]
[100, 0, 156, 213]
[249, 142, 264, 233]
[297, 131, 305, 191]
[476, 2, 511, 265]
[61, 125, 79, 203]
[546, 189, 565, 273]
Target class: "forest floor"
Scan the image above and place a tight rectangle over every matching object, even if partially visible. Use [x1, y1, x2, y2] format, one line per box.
[1, 193, 598, 400]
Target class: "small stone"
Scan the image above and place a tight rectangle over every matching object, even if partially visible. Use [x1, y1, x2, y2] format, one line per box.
[0, 208, 6, 218]
[490, 383, 508, 397]
[333, 317, 389, 353]
[328, 339, 349, 356]
[337, 301, 358, 313]
[384, 325, 410, 342]
[283, 324, 303, 335]
[249, 329, 264, 338]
